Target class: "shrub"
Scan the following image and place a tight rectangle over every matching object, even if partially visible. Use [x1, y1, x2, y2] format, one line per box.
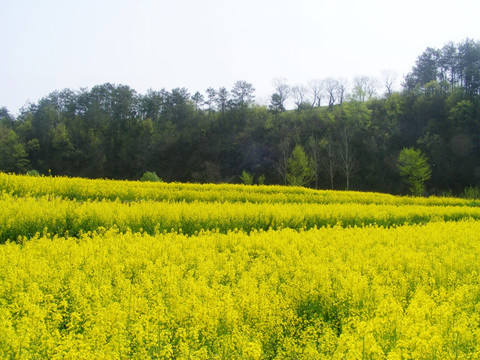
[240, 170, 254, 185]
[287, 145, 314, 187]
[257, 174, 265, 185]
[140, 171, 162, 182]
[26, 169, 40, 176]
[463, 186, 480, 199]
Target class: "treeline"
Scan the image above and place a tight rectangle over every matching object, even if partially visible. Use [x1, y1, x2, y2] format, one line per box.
[1, 39, 480, 195]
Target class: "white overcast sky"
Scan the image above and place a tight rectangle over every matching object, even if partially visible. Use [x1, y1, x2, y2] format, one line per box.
[1, 0, 479, 114]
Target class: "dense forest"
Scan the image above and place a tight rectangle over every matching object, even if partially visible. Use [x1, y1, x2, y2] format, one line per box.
[1, 39, 480, 195]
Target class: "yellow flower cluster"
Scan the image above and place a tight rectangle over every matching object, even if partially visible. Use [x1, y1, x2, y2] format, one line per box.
[1, 192, 480, 243]
[1, 173, 480, 358]
[0, 172, 471, 206]
[1, 223, 480, 358]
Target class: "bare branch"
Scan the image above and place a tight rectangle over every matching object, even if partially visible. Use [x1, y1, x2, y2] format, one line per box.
[275, 137, 291, 185]
[292, 85, 308, 110]
[352, 76, 379, 101]
[381, 70, 398, 97]
[308, 79, 323, 107]
[323, 78, 339, 107]
[336, 128, 357, 190]
[337, 77, 348, 105]
[272, 78, 291, 111]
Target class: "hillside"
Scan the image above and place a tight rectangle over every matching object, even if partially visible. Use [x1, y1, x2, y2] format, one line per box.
[2, 39, 480, 195]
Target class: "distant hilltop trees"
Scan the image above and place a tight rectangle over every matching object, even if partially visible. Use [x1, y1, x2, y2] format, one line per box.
[1, 39, 480, 196]
[405, 39, 480, 95]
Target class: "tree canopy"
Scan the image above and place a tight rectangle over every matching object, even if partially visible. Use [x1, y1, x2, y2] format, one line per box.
[397, 148, 432, 196]
[1, 39, 480, 196]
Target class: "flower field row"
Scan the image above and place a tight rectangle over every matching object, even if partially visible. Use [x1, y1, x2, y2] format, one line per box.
[1, 221, 480, 359]
[2, 192, 480, 243]
[2, 173, 480, 358]
[0, 173, 473, 206]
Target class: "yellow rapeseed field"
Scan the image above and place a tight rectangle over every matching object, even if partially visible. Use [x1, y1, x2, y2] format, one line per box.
[0, 172, 472, 206]
[1, 173, 479, 359]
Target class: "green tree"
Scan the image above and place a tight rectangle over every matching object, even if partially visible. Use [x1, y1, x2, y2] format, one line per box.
[215, 87, 229, 118]
[257, 174, 265, 185]
[240, 170, 254, 185]
[269, 93, 286, 113]
[404, 47, 440, 90]
[49, 123, 75, 174]
[270, 78, 290, 113]
[397, 147, 432, 196]
[286, 145, 314, 187]
[231, 80, 255, 109]
[0, 127, 29, 173]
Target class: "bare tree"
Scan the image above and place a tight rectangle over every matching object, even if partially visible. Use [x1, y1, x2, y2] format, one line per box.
[308, 79, 323, 107]
[352, 76, 367, 101]
[275, 137, 291, 185]
[323, 78, 339, 107]
[308, 135, 320, 189]
[320, 134, 336, 190]
[337, 77, 348, 105]
[271, 78, 291, 112]
[353, 76, 379, 101]
[292, 85, 308, 110]
[381, 70, 398, 97]
[365, 77, 379, 99]
[336, 128, 357, 190]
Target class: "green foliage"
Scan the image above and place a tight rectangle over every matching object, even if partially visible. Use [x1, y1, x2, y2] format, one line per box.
[257, 174, 265, 185]
[240, 170, 254, 185]
[342, 98, 371, 127]
[231, 80, 255, 108]
[269, 93, 285, 113]
[398, 147, 432, 196]
[49, 123, 75, 174]
[2, 41, 480, 194]
[26, 169, 40, 176]
[463, 186, 480, 199]
[405, 39, 480, 95]
[140, 171, 162, 182]
[287, 145, 314, 187]
[0, 126, 29, 173]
